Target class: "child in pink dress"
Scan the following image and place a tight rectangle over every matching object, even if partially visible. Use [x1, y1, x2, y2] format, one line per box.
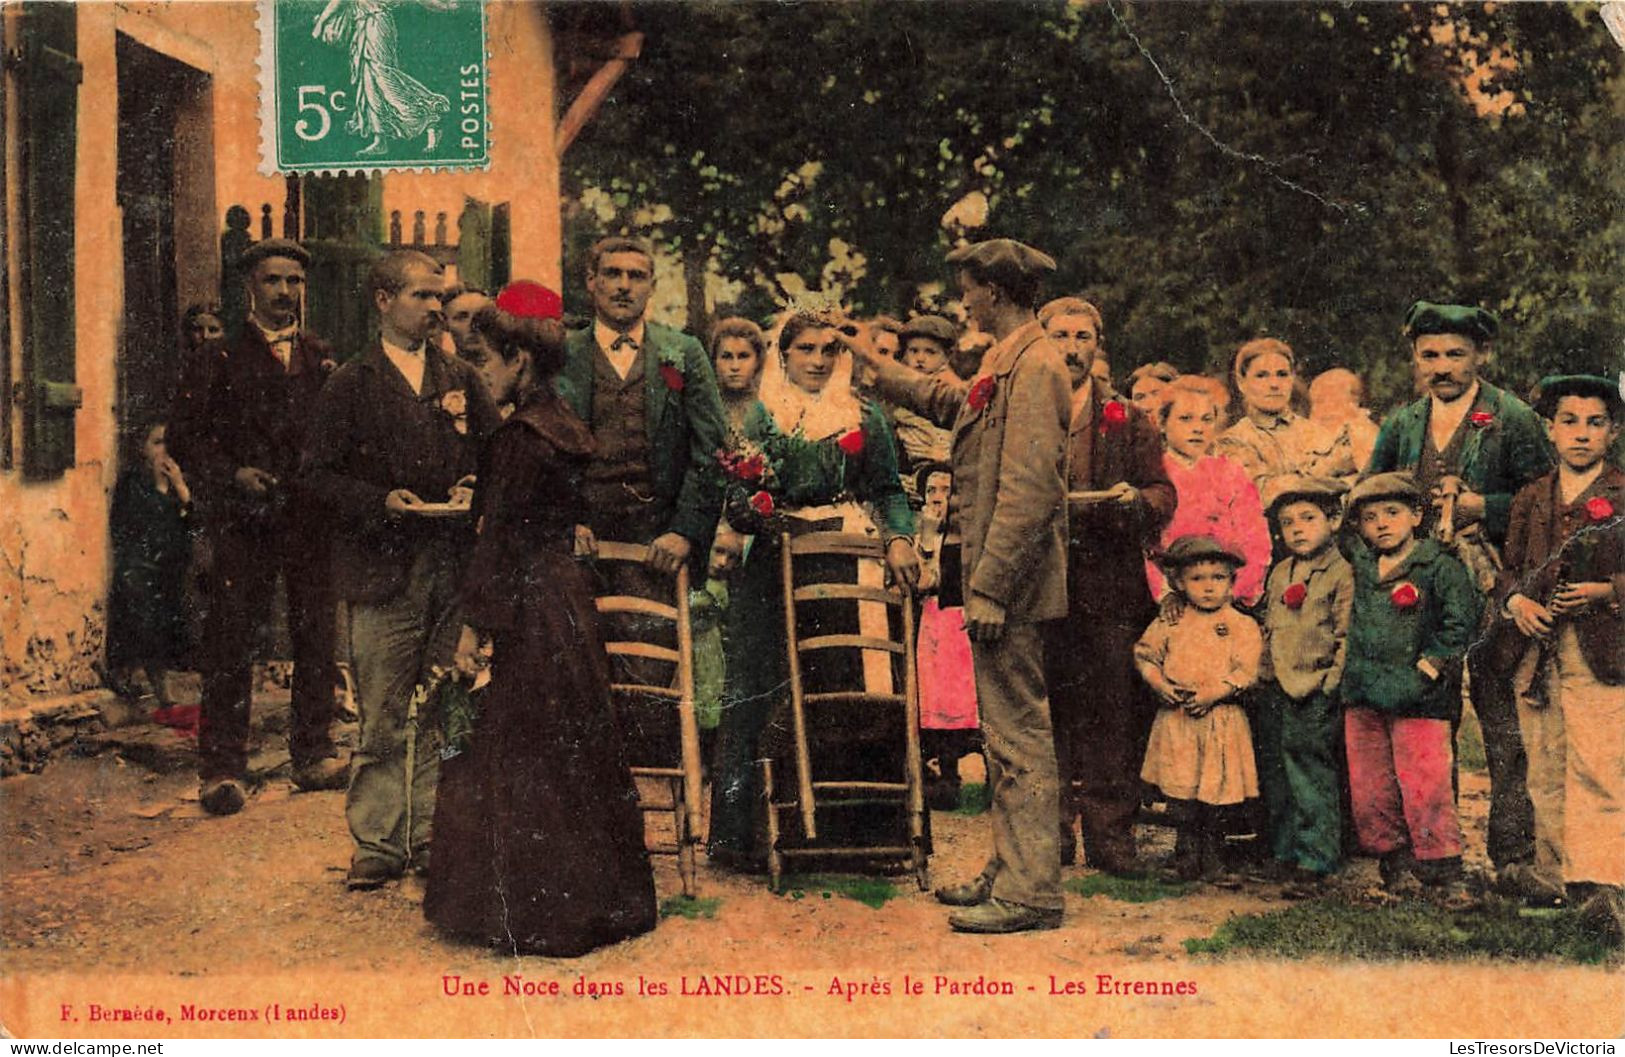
[1147, 378, 1272, 606]
[913, 463, 979, 811]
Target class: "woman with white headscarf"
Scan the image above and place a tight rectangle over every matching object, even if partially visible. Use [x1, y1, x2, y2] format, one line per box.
[707, 312, 920, 870]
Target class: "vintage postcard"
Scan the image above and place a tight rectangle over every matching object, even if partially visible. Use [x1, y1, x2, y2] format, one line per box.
[1, 0, 1622, 1042]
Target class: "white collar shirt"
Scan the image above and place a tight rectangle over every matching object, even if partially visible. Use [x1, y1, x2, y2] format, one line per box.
[382, 337, 426, 396]
[594, 318, 648, 381]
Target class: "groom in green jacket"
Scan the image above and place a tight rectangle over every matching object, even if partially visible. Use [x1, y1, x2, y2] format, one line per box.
[1366, 300, 1554, 898]
[558, 236, 728, 704]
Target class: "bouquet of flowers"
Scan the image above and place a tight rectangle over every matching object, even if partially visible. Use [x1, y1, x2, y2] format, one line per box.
[715, 436, 787, 536]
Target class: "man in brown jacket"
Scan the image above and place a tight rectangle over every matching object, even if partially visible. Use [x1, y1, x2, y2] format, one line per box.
[1048, 327, 1176, 874]
[854, 238, 1072, 933]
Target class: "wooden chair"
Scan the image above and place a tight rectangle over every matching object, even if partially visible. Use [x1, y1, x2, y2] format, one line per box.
[762, 531, 928, 892]
[591, 541, 704, 899]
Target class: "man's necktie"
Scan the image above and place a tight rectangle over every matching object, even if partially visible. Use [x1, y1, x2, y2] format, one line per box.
[610, 333, 639, 353]
[262, 327, 297, 370]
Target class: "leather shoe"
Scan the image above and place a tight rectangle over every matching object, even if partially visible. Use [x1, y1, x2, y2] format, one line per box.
[948, 897, 1063, 934]
[1496, 862, 1565, 908]
[292, 756, 350, 792]
[199, 778, 246, 816]
[346, 856, 403, 890]
[934, 874, 993, 907]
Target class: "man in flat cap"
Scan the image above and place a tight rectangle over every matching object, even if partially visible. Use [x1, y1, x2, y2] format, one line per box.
[1366, 299, 1553, 895]
[852, 237, 1073, 933]
[168, 238, 347, 815]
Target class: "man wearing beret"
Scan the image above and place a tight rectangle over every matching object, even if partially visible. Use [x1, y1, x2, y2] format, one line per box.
[1366, 300, 1553, 893]
[555, 237, 728, 702]
[168, 238, 347, 816]
[853, 237, 1073, 933]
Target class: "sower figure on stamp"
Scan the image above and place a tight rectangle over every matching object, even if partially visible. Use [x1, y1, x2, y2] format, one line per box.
[1046, 299, 1176, 876]
[555, 237, 728, 753]
[852, 238, 1073, 934]
[168, 239, 346, 816]
[1366, 300, 1553, 898]
[300, 249, 502, 889]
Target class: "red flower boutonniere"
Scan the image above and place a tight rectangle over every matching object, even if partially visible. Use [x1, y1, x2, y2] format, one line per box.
[967, 375, 997, 412]
[1390, 582, 1421, 610]
[837, 429, 866, 456]
[1282, 582, 1308, 610]
[1468, 411, 1495, 429]
[659, 364, 686, 392]
[1585, 496, 1615, 522]
[1099, 400, 1129, 434]
[736, 454, 767, 482]
[750, 490, 775, 517]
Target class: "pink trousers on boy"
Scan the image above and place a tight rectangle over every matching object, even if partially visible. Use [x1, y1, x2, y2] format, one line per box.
[1345, 707, 1464, 862]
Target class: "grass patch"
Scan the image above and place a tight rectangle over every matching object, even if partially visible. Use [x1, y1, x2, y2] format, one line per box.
[953, 782, 992, 816]
[1065, 873, 1193, 904]
[1457, 707, 1487, 772]
[1184, 898, 1614, 964]
[659, 895, 721, 920]
[779, 873, 899, 909]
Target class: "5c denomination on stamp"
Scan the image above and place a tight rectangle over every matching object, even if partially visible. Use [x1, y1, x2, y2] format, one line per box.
[259, 0, 489, 173]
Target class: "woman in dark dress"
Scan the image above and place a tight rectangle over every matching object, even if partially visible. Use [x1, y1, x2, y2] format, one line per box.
[423, 281, 657, 957]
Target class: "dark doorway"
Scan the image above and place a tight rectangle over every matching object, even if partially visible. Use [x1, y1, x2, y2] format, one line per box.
[116, 34, 210, 457]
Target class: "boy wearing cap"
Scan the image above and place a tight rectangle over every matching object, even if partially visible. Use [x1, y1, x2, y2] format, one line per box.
[1496, 375, 1624, 944]
[1367, 300, 1552, 889]
[1342, 472, 1482, 906]
[168, 238, 348, 815]
[1255, 476, 1353, 895]
[891, 314, 961, 494]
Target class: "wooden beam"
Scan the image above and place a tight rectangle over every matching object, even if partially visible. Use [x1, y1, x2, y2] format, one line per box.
[555, 31, 643, 157]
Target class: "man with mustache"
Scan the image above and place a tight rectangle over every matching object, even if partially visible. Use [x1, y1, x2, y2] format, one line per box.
[1367, 300, 1554, 899]
[554, 237, 727, 702]
[168, 239, 347, 815]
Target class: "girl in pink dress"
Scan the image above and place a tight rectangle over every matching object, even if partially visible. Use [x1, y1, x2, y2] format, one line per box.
[914, 463, 980, 811]
[1147, 377, 1272, 606]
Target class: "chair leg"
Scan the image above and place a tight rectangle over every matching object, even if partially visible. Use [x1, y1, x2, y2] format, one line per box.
[761, 758, 782, 893]
[672, 776, 697, 899]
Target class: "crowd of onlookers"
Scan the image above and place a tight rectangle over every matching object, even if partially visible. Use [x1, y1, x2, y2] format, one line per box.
[101, 233, 1622, 952]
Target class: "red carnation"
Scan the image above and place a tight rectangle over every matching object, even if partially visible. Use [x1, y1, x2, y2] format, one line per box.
[967, 375, 997, 412]
[749, 490, 775, 517]
[837, 429, 866, 456]
[659, 364, 686, 392]
[736, 454, 766, 482]
[1585, 496, 1615, 522]
[1469, 411, 1495, 428]
[1099, 400, 1129, 433]
[1390, 582, 1421, 610]
[1282, 582, 1308, 610]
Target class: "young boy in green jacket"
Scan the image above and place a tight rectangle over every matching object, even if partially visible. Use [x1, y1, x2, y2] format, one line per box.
[1342, 472, 1483, 907]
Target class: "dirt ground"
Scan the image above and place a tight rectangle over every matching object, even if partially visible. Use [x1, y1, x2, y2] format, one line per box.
[1, 701, 1620, 1039]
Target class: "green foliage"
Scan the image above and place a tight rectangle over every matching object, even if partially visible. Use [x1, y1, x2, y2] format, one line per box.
[953, 781, 992, 816]
[1184, 899, 1616, 963]
[1065, 873, 1193, 903]
[565, 2, 1623, 410]
[659, 895, 723, 920]
[779, 874, 899, 909]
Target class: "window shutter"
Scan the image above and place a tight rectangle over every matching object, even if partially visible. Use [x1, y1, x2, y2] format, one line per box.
[16, 5, 81, 479]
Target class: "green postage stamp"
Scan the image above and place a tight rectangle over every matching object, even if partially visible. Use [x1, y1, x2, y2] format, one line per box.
[259, 0, 489, 173]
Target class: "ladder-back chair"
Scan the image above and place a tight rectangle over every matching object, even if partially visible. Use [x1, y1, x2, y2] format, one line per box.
[592, 541, 704, 898]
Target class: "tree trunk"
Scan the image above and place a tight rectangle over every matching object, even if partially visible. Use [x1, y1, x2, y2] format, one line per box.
[683, 242, 710, 342]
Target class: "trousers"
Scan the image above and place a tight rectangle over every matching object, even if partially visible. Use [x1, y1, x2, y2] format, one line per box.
[1345, 707, 1463, 863]
[971, 622, 1063, 912]
[345, 544, 459, 868]
[198, 524, 336, 780]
